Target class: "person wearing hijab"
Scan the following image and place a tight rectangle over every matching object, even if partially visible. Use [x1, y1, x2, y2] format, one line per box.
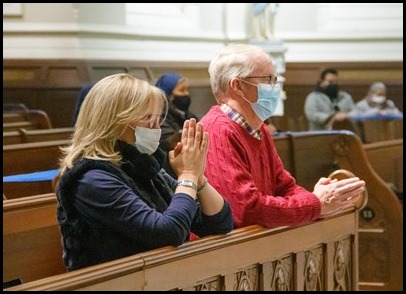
[156, 72, 199, 178]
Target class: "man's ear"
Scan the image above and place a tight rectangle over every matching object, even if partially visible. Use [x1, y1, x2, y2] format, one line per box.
[230, 78, 244, 96]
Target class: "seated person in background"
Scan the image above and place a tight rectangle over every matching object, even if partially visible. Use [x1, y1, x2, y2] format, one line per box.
[54, 73, 233, 271]
[156, 72, 199, 178]
[71, 83, 93, 126]
[304, 68, 357, 130]
[200, 43, 365, 229]
[355, 81, 402, 116]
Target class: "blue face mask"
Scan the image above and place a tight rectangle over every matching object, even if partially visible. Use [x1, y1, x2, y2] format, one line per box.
[243, 83, 281, 121]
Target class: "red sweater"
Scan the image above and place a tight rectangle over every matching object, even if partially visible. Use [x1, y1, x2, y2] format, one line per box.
[201, 106, 321, 229]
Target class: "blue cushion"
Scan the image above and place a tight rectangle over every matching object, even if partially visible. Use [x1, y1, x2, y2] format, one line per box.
[3, 169, 59, 182]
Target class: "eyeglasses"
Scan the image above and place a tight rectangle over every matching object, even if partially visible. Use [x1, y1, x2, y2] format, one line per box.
[243, 75, 278, 87]
[139, 113, 167, 128]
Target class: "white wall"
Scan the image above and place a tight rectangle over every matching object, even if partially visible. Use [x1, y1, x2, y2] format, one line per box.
[3, 3, 403, 62]
[275, 3, 403, 61]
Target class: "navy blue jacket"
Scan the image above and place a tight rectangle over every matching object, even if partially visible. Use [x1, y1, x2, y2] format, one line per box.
[56, 141, 233, 271]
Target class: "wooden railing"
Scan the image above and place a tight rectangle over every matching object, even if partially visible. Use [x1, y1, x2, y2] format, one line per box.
[4, 192, 360, 291]
[3, 131, 402, 290]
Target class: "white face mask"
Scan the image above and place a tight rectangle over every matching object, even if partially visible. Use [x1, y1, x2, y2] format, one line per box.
[131, 126, 162, 155]
[371, 95, 386, 104]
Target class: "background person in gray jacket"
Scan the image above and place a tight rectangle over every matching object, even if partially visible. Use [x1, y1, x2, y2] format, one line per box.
[304, 68, 356, 130]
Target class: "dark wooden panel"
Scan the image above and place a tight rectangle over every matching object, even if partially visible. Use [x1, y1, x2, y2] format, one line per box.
[4, 60, 403, 128]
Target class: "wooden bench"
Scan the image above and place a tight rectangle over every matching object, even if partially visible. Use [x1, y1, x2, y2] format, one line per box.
[3, 112, 26, 123]
[3, 194, 66, 285]
[362, 118, 403, 143]
[3, 131, 24, 145]
[273, 130, 403, 291]
[3, 109, 52, 132]
[3, 139, 70, 176]
[3, 103, 29, 124]
[4, 191, 361, 291]
[20, 127, 73, 143]
[3, 127, 74, 145]
[363, 139, 403, 196]
[3, 121, 37, 132]
[3, 131, 402, 290]
[3, 140, 70, 199]
[332, 116, 403, 143]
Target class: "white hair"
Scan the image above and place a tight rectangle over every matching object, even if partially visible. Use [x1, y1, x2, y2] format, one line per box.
[370, 82, 386, 93]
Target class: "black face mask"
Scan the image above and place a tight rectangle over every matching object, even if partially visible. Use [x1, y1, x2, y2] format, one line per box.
[322, 84, 340, 100]
[173, 95, 191, 111]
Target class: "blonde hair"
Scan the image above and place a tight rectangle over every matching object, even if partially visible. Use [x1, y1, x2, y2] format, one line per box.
[59, 73, 167, 174]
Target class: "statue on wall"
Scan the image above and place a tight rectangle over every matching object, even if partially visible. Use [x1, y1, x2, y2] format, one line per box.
[252, 3, 279, 40]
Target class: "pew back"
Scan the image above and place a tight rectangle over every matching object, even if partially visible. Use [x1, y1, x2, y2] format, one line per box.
[20, 127, 73, 143]
[3, 131, 24, 145]
[3, 131, 402, 290]
[3, 139, 70, 176]
[3, 121, 36, 132]
[5, 205, 359, 291]
[363, 139, 403, 194]
[332, 134, 403, 291]
[3, 127, 74, 146]
[3, 140, 69, 199]
[273, 130, 403, 291]
[3, 194, 66, 284]
[3, 109, 52, 132]
[3, 112, 26, 123]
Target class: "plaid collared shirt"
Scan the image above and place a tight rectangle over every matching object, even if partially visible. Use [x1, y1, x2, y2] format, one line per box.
[220, 104, 263, 140]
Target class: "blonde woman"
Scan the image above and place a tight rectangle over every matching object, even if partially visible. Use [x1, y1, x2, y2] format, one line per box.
[55, 73, 232, 271]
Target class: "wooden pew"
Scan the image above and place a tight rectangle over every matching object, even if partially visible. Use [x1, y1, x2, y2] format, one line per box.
[3, 112, 26, 123]
[3, 103, 29, 113]
[362, 118, 403, 143]
[3, 103, 29, 124]
[3, 180, 55, 200]
[20, 127, 73, 143]
[4, 191, 361, 291]
[272, 130, 403, 291]
[3, 109, 52, 132]
[3, 139, 70, 176]
[3, 127, 74, 145]
[3, 140, 69, 199]
[333, 135, 403, 291]
[332, 116, 404, 144]
[363, 139, 403, 196]
[3, 194, 66, 284]
[3, 121, 36, 132]
[3, 131, 24, 145]
[3, 131, 402, 290]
